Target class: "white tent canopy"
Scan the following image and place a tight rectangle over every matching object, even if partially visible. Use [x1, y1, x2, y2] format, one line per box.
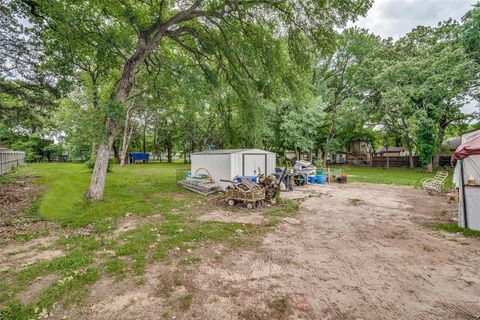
[453, 131, 480, 230]
[453, 155, 480, 188]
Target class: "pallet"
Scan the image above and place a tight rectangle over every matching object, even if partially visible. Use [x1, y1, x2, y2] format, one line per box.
[177, 180, 219, 196]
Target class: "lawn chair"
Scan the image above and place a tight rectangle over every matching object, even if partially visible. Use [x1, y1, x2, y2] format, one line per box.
[421, 171, 449, 195]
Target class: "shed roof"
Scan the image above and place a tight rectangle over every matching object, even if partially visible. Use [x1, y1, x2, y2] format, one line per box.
[191, 148, 274, 155]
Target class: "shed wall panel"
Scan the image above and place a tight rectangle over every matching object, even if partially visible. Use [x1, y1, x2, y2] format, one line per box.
[191, 154, 232, 190]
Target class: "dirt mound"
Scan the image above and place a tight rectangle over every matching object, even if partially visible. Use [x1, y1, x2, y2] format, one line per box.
[0, 177, 41, 214]
[0, 177, 50, 243]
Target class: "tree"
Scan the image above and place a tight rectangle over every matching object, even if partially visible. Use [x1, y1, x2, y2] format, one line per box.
[354, 21, 478, 167]
[314, 27, 380, 163]
[15, 0, 372, 200]
[463, 3, 480, 64]
[279, 97, 325, 161]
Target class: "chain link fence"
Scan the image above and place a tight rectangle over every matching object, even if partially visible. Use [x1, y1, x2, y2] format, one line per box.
[0, 150, 26, 175]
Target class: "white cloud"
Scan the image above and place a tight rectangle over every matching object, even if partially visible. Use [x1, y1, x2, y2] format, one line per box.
[350, 0, 478, 39]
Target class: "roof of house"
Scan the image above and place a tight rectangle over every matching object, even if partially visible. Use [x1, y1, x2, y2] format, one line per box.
[191, 149, 274, 155]
[462, 127, 480, 136]
[443, 136, 462, 151]
[377, 146, 404, 153]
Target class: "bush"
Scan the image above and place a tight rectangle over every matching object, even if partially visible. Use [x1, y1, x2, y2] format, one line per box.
[314, 159, 324, 168]
[85, 157, 114, 173]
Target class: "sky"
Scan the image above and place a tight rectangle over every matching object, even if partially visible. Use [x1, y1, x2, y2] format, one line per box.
[349, 0, 479, 114]
[351, 0, 478, 40]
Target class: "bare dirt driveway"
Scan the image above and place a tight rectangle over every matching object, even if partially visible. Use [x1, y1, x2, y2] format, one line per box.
[183, 183, 480, 320]
[51, 183, 480, 320]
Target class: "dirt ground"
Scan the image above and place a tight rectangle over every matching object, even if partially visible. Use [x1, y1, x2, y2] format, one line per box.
[38, 182, 480, 320]
[4, 182, 480, 319]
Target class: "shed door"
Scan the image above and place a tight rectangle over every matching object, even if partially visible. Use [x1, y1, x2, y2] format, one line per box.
[243, 154, 267, 176]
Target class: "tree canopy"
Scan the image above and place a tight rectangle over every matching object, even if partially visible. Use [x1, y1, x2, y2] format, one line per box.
[1, 0, 479, 198]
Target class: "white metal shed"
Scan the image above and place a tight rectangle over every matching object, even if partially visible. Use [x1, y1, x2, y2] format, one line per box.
[191, 149, 276, 190]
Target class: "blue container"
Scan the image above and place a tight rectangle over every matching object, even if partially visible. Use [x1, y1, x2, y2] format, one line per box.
[316, 175, 326, 184]
[131, 152, 150, 161]
[235, 176, 258, 183]
[308, 176, 315, 184]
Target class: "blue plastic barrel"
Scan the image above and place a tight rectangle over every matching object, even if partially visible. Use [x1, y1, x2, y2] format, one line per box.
[316, 175, 326, 184]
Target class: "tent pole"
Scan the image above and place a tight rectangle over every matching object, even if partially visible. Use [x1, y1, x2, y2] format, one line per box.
[460, 160, 468, 228]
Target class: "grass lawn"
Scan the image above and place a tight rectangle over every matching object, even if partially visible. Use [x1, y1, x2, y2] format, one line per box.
[331, 166, 454, 189]
[0, 162, 454, 319]
[19, 162, 199, 227]
[0, 162, 290, 319]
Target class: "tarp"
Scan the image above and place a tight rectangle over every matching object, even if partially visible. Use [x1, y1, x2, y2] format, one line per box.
[455, 134, 480, 160]
[131, 152, 149, 161]
[453, 155, 480, 188]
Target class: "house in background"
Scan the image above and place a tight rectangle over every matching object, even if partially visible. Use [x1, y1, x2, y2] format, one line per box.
[346, 138, 372, 165]
[376, 146, 408, 157]
[442, 136, 462, 167]
[348, 138, 371, 155]
[331, 153, 347, 164]
[462, 128, 480, 144]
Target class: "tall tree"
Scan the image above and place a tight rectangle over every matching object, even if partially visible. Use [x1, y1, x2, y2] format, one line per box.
[15, 0, 372, 200]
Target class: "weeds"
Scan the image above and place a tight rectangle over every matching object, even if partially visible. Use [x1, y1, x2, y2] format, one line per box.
[429, 223, 480, 237]
[264, 198, 299, 218]
[179, 293, 193, 310]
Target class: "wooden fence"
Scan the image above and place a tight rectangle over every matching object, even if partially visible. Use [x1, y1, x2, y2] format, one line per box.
[0, 150, 25, 175]
[371, 156, 421, 168]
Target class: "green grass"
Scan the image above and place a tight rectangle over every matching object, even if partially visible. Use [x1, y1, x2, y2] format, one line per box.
[3, 161, 448, 318]
[179, 256, 202, 266]
[331, 166, 454, 188]
[178, 293, 193, 310]
[16, 162, 200, 227]
[429, 223, 480, 237]
[0, 161, 262, 319]
[265, 198, 299, 218]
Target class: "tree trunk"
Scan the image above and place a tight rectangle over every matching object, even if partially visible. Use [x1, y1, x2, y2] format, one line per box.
[385, 145, 390, 169]
[121, 126, 133, 165]
[85, 1, 204, 200]
[167, 134, 173, 163]
[323, 104, 338, 166]
[86, 36, 150, 200]
[433, 117, 447, 168]
[142, 116, 147, 154]
[400, 118, 414, 168]
[91, 73, 99, 159]
[113, 142, 120, 162]
[85, 117, 117, 200]
[120, 112, 130, 166]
